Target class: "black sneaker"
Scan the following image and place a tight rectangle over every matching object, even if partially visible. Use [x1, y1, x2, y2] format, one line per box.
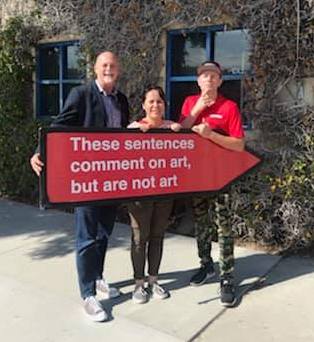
[220, 277, 236, 307]
[190, 262, 215, 286]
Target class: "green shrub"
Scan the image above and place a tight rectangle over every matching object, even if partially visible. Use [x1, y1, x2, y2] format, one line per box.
[0, 16, 42, 203]
[228, 106, 314, 252]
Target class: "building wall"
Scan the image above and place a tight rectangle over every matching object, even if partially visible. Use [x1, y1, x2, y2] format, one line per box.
[0, 0, 35, 26]
[277, 78, 314, 107]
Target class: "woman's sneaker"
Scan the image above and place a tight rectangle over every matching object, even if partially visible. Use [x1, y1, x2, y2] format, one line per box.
[147, 283, 170, 300]
[132, 285, 148, 304]
[84, 296, 108, 322]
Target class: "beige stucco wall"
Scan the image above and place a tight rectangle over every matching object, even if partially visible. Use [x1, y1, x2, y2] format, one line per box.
[277, 78, 314, 107]
[0, 0, 36, 26]
[38, 34, 82, 44]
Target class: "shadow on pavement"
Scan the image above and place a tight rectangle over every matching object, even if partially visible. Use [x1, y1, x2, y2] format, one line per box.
[1, 198, 313, 309]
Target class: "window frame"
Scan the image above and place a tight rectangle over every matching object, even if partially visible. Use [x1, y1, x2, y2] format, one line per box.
[35, 40, 84, 118]
[166, 25, 250, 128]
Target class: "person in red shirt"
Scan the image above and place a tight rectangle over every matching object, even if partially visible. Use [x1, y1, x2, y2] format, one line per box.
[180, 61, 245, 307]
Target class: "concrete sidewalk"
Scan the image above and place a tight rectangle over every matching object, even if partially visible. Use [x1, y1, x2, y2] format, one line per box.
[0, 198, 313, 342]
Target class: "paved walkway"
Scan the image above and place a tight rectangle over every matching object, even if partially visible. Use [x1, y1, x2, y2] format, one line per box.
[0, 199, 313, 342]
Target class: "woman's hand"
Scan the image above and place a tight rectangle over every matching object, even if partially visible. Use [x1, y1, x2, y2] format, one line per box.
[170, 123, 182, 132]
[138, 123, 152, 132]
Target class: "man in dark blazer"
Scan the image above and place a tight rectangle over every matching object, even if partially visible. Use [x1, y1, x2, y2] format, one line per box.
[30, 51, 130, 322]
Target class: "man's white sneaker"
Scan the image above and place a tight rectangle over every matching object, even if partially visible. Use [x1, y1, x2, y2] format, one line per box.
[96, 279, 121, 299]
[84, 296, 108, 322]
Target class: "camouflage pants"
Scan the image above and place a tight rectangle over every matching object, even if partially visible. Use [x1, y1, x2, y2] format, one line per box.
[192, 193, 234, 278]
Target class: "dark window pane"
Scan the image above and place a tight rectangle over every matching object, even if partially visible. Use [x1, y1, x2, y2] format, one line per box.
[171, 32, 206, 76]
[214, 30, 250, 74]
[63, 83, 80, 103]
[39, 47, 59, 79]
[169, 81, 199, 120]
[39, 84, 59, 116]
[220, 80, 249, 126]
[220, 80, 241, 106]
[64, 45, 84, 79]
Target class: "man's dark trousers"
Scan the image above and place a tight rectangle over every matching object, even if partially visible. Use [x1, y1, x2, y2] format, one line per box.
[75, 205, 117, 299]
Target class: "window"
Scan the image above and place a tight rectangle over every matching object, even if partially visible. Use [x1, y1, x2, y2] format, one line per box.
[166, 26, 250, 126]
[36, 41, 85, 118]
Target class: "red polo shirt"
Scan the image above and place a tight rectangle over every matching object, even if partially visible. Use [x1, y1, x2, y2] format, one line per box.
[180, 94, 244, 138]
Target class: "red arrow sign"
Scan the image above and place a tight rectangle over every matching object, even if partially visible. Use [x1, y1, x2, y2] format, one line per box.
[40, 128, 260, 208]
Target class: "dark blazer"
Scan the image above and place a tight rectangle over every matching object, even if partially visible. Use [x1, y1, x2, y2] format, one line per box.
[52, 80, 130, 128]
